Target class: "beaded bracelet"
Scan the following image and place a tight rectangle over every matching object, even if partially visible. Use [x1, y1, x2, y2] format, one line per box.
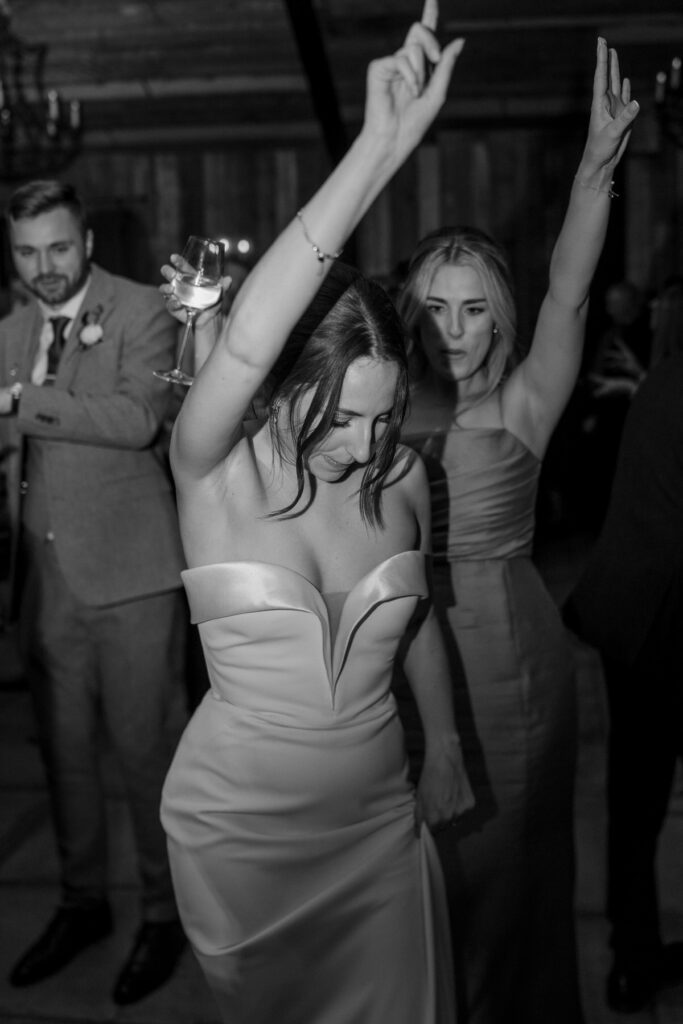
[574, 176, 619, 199]
[296, 209, 343, 263]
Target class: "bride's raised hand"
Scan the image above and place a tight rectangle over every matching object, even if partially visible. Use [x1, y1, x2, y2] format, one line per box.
[582, 37, 639, 174]
[362, 0, 464, 161]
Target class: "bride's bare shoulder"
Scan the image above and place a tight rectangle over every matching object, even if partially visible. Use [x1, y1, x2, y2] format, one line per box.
[384, 442, 427, 489]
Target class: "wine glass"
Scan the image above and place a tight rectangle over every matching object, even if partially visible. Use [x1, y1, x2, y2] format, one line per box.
[154, 235, 223, 386]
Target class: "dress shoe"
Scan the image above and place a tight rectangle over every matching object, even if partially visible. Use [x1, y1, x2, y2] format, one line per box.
[9, 904, 113, 987]
[606, 961, 655, 1014]
[112, 920, 186, 1005]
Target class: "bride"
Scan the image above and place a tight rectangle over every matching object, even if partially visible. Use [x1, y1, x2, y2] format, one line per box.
[159, 3, 473, 1021]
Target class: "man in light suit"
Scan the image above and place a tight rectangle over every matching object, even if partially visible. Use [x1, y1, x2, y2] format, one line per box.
[0, 180, 188, 1005]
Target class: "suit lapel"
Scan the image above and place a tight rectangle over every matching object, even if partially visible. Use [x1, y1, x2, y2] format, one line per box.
[56, 265, 115, 388]
[15, 305, 44, 383]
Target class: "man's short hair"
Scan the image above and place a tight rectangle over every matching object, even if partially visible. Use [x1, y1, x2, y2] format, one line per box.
[6, 180, 87, 235]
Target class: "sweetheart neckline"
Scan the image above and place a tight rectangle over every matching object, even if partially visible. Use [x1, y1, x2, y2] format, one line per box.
[181, 551, 427, 687]
[181, 549, 422, 602]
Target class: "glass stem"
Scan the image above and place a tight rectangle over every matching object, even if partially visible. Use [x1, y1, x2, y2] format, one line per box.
[175, 310, 198, 372]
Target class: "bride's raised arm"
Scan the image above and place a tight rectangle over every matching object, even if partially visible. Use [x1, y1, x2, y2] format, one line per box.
[167, 0, 464, 488]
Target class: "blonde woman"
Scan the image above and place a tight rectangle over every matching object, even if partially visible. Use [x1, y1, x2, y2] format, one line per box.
[397, 38, 639, 1024]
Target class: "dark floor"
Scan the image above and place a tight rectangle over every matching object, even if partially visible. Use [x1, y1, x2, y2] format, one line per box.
[0, 531, 681, 1024]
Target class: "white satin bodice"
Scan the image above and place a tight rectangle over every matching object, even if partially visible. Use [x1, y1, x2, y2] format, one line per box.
[181, 550, 427, 723]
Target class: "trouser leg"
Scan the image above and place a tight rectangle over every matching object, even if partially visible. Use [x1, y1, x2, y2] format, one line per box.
[97, 589, 187, 922]
[19, 537, 108, 908]
[602, 655, 677, 974]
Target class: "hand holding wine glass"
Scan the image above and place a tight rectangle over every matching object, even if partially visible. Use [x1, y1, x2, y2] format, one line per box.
[155, 235, 224, 386]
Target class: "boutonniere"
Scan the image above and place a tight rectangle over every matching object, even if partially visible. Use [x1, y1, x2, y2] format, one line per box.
[78, 305, 105, 348]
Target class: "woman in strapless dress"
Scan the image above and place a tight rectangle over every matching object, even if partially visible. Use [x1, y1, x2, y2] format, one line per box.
[158, 5, 473, 1022]
[393, 37, 640, 1024]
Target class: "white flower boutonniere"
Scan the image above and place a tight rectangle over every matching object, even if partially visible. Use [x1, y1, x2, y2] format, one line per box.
[78, 304, 105, 348]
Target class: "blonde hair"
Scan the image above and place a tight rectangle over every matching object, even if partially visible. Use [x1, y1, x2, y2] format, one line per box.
[398, 226, 521, 405]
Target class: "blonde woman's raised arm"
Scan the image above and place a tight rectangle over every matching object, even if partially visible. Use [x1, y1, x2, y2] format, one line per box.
[505, 38, 639, 455]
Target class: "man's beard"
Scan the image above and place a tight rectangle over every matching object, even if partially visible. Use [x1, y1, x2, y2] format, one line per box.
[31, 264, 89, 306]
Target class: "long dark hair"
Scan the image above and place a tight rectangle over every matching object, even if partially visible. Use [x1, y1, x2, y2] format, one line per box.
[266, 263, 410, 527]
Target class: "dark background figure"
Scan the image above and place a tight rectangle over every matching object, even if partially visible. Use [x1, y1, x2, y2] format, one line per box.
[579, 278, 652, 529]
[538, 279, 652, 540]
[590, 279, 651, 374]
[564, 277, 683, 1014]
[0, 180, 188, 1006]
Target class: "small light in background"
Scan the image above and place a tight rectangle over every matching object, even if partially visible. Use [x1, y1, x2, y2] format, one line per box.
[655, 56, 683, 148]
[220, 237, 254, 261]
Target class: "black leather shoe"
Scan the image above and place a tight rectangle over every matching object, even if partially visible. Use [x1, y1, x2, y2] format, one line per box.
[112, 920, 186, 1005]
[9, 904, 113, 987]
[606, 962, 656, 1014]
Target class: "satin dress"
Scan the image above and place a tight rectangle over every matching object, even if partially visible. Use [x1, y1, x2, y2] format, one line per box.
[397, 426, 584, 1024]
[161, 551, 454, 1024]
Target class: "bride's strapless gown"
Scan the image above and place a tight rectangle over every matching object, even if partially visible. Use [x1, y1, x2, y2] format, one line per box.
[397, 427, 584, 1024]
[161, 551, 454, 1024]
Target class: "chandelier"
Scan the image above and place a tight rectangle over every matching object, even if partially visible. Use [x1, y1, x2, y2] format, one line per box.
[0, 0, 82, 181]
[655, 56, 683, 148]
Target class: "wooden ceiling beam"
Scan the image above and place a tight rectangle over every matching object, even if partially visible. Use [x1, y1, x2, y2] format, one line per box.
[282, 0, 349, 166]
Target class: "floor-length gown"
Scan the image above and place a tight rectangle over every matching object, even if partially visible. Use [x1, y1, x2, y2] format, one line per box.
[397, 426, 584, 1024]
[161, 551, 454, 1024]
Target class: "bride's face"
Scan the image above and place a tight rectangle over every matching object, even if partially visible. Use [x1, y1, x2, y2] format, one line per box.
[292, 357, 399, 483]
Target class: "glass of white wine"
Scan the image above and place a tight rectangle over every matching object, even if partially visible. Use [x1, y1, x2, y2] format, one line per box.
[154, 235, 223, 386]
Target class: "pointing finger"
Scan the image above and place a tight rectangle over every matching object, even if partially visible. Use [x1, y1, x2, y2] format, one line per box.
[421, 0, 438, 32]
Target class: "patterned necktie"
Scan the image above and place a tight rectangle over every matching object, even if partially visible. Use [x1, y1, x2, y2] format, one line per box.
[45, 316, 71, 382]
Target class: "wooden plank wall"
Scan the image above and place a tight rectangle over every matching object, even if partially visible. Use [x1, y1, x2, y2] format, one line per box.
[0, 104, 681, 335]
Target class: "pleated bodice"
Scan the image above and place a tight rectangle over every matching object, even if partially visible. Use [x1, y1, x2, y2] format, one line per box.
[411, 426, 541, 561]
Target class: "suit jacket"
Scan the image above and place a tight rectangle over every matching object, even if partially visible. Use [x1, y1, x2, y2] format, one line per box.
[567, 352, 683, 666]
[0, 262, 186, 610]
